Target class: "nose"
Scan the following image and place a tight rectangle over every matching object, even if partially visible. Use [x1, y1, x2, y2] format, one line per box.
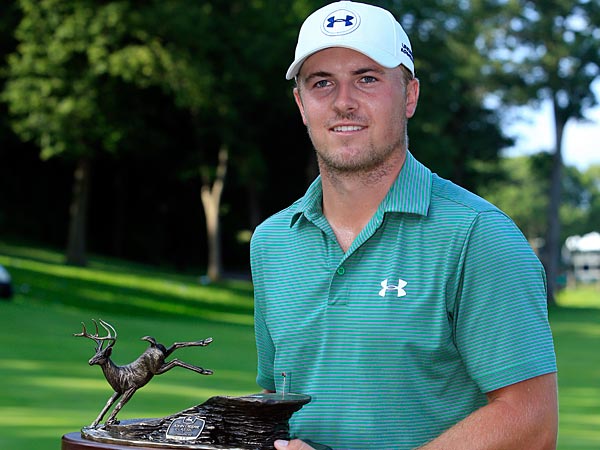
[332, 81, 358, 114]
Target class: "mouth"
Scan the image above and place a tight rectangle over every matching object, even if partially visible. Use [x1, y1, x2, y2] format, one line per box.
[331, 125, 366, 133]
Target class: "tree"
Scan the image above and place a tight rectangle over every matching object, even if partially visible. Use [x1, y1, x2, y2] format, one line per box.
[4, 0, 564, 277]
[480, 0, 600, 303]
[384, 0, 511, 191]
[478, 155, 548, 246]
[2, 0, 309, 277]
[114, 0, 301, 281]
[561, 164, 600, 240]
[480, 154, 600, 261]
[2, 0, 142, 265]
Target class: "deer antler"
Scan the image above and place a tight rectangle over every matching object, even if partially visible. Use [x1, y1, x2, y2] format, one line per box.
[74, 319, 117, 350]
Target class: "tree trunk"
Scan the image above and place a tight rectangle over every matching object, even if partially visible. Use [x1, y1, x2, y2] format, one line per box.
[544, 98, 565, 306]
[200, 145, 228, 282]
[66, 156, 91, 266]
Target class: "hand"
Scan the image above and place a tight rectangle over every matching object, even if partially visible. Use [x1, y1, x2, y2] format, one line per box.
[274, 439, 316, 450]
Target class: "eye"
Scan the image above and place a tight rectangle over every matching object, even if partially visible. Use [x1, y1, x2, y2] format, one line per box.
[360, 75, 378, 84]
[314, 79, 331, 89]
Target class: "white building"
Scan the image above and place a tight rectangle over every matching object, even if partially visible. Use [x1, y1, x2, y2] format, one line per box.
[563, 232, 600, 284]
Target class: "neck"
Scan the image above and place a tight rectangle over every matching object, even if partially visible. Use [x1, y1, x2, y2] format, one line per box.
[320, 150, 406, 251]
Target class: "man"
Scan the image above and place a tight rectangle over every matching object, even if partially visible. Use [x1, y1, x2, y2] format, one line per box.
[251, 1, 558, 449]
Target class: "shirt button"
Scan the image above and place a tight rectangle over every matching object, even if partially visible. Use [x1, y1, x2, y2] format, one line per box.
[336, 267, 346, 275]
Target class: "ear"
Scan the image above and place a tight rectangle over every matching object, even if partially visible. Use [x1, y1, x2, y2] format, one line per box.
[293, 87, 308, 125]
[405, 78, 420, 118]
[105, 347, 113, 357]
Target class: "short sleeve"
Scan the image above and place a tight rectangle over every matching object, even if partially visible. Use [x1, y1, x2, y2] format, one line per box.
[454, 211, 557, 393]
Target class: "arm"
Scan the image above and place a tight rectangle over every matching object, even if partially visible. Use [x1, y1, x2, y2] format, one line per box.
[274, 373, 557, 450]
[423, 211, 557, 449]
[418, 372, 558, 450]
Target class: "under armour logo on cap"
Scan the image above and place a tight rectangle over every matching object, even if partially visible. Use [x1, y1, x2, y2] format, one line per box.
[322, 8, 361, 35]
[326, 15, 354, 27]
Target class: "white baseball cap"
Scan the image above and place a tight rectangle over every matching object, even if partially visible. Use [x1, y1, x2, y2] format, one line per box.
[286, 1, 414, 80]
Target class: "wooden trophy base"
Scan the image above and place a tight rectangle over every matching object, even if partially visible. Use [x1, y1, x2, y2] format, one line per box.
[62, 432, 159, 449]
[61, 393, 311, 450]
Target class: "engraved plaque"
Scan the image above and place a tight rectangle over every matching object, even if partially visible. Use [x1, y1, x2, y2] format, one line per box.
[166, 415, 206, 441]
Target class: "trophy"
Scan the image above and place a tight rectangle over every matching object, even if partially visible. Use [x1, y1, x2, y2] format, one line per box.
[62, 320, 312, 450]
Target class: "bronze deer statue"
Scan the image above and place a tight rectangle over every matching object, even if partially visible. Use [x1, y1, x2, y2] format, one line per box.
[74, 319, 213, 428]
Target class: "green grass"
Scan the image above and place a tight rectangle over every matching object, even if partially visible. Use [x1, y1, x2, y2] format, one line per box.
[551, 286, 600, 448]
[0, 240, 599, 449]
[0, 241, 258, 450]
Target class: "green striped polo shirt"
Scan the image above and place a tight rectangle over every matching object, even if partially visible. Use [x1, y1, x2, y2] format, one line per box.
[251, 151, 556, 449]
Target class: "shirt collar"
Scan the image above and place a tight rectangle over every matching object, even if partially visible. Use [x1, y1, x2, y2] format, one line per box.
[381, 150, 432, 215]
[290, 150, 432, 227]
[290, 176, 323, 227]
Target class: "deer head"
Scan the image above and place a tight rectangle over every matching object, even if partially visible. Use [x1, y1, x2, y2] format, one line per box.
[74, 319, 117, 366]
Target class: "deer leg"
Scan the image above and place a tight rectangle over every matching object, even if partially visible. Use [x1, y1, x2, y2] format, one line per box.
[91, 391, 121, 428]
[165, 337, 213, 356]
[105, 387, 137, 425]
[156, 359, 213, 375]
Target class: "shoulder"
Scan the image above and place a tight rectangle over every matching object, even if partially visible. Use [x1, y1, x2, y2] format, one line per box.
[430, 173, 499, 216]
[428, 174, 532, 251]
[251, 199, 302, 247]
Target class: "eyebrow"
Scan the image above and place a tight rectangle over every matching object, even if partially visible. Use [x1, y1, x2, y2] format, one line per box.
[302, 71, 332, 84]
[301, 66, 386, 85]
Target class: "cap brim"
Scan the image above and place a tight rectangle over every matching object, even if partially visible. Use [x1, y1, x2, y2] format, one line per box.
[286, 43, 408, 80]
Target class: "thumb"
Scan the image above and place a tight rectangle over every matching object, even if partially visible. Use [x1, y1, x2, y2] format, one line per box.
[274, 439, 315, 450]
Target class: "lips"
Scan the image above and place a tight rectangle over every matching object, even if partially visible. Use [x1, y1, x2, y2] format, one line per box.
[331, 125, 365, 132]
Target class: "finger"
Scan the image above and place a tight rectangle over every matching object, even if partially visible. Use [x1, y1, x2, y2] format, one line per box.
[274, 439, 315, 450]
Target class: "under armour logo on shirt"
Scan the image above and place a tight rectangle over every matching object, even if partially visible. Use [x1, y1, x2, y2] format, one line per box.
[379, 278, 407, 297]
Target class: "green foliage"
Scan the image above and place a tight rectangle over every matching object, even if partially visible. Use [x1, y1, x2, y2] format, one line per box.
[560, 163, 600, 238]
[4, 0, 514, 186]
[383, 0, 511, 189]
[482, 0, 600, 117]
[583, 166, 600, 231]
[1, 0, 597, 270]
[481, 0, 600, 300]
[479, 155, 548, 239]
[1, 1, 226, 160]
[3, 1, 124, 158]
[480, 154, 600, 242]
